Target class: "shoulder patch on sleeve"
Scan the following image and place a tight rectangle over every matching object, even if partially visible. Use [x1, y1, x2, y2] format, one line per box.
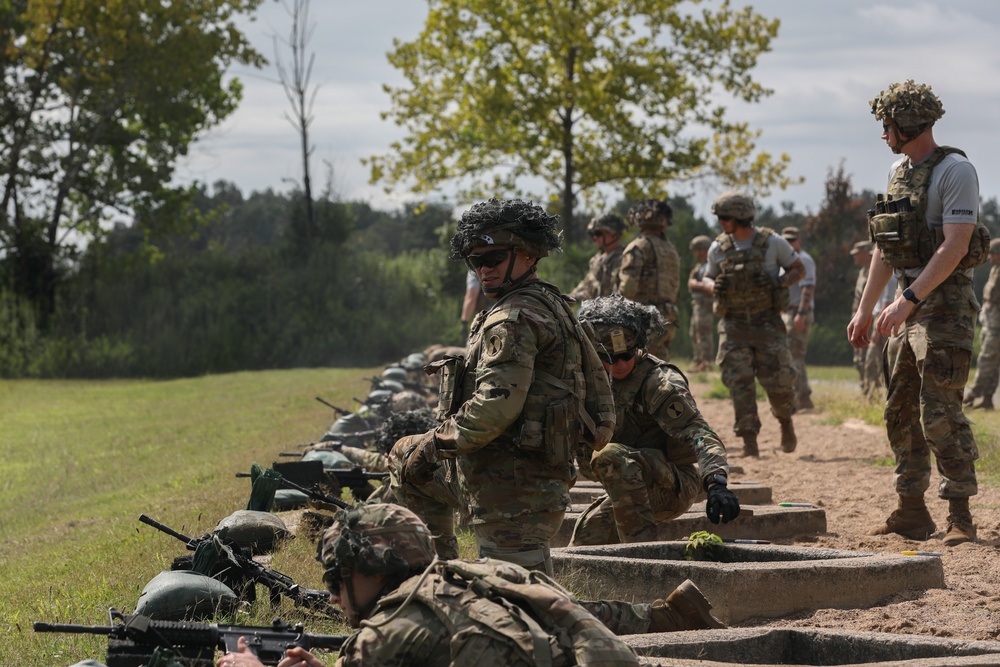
[483, 304, 521, 330]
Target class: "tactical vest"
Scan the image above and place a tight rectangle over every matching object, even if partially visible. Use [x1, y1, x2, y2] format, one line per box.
[373, 559, 639, 667]
[713, 227, 788, 318]
[622, 234, 680, 305]
[868, 146, 989, 271]
[428, 281, 614, 473]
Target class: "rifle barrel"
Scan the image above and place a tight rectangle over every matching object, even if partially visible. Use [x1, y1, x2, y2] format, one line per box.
[138, 514, 196, 546]
[34, 622, 113, 635]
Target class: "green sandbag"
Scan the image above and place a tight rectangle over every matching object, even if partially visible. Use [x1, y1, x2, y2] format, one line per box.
[214, 509, 290, 555]
[133, 570, 238, 621]
[302, 449, 352, 470]
[272, 488, 310, 511]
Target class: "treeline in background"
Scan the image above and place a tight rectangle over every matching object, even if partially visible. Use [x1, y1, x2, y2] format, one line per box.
[3, 167, 1000, 379]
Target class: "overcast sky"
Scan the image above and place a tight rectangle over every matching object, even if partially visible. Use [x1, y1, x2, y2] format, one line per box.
[176, 0, 1000, 222]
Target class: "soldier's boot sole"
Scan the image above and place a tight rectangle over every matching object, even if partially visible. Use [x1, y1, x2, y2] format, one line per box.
[649, 579, 726, 632]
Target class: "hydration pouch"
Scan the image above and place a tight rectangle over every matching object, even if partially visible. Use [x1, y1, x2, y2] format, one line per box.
[426, 354, 466, 419]
[957, 223, 991, 270]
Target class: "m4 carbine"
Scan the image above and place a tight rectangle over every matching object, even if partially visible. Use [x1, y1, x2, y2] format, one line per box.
[35, 607, 345, 667]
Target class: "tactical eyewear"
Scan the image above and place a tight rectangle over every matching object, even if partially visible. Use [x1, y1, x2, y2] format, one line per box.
[598, 350, 636, 364]
[466, 246, 513, 270]
[590, 231, 606, 238]
[322, 568, 342, 595]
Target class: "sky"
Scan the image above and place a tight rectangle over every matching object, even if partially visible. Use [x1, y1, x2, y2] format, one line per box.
[175, 0, 1000, 222]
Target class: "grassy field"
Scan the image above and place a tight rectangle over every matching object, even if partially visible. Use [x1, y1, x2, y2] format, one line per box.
[4, 364, 998, 665]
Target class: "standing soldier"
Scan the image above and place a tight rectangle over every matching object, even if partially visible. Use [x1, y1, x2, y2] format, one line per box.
[848, 81, 987, 547]
[963, 238, 1000, 410]
[569, 295, 740, 546]
[618, 198, 680, 361]
[705, 191, 805, 457]
[780, 227, 817, 410]
[687, 235, 716, 372]
[392, 198, 613, 575]
[569, 213, 626, 300]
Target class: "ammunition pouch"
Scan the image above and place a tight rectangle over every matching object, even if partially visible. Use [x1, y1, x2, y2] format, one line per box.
[426, 354, 466, 420]
[868, 209, 929, 269]
[517, 394, 577, 469]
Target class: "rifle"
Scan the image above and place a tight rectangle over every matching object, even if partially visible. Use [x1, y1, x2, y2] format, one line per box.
[314, 396, 352, 415]
[234, 470, 356, 511]
[139, 514, 340, 617]
[280, 430, 379, 455]
[35, 607, 346, 667]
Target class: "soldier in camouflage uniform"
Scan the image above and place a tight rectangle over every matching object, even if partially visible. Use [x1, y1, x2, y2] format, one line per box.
[687, 235, 716, 372]
[851, 241, 898, 399]
[391, 198, 596, 575]
[963, 238, 1000, 410]
[618, 199, 680, 361]
[570, 295, 740, 546]
[780, 227, 816, 410]
[222, 503, 725, 667]
[705, 191, 806, 457]
[569, 213, 626, 300]
[848, 81, 984, 547]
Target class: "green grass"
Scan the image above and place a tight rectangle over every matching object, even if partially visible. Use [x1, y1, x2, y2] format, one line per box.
[2, 368, 378, 666]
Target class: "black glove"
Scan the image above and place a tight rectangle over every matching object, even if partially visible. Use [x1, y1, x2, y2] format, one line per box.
[753, 271, 777, 288]
[713, 273, 730, 295]
[706, 485, 741, 524]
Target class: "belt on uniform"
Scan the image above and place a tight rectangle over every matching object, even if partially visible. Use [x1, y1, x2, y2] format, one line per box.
[899, 273, 971, 289]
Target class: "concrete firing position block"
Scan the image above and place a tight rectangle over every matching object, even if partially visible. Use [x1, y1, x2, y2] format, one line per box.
[571, 481, 772, 506]
[553, 542, 944, 624]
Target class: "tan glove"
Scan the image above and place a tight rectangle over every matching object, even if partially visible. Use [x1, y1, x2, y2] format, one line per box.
[389, 431, 439, 486]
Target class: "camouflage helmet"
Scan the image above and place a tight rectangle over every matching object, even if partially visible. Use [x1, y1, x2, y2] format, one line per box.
[870, 80, 944, 135]
[711, 190, 756, 221]
[586, 213, 626, 236]
[578, 294, 665, 353]
[375, 408, 438, 454]
[689, 235, 712, 251]
[390, 389, 427, 414]
[328, 413, 369, 436]
[375, 379, 405, 395]
[319, 503, 435, 581]
[627, 198, 672, 228]
[450, 198, 562, 259]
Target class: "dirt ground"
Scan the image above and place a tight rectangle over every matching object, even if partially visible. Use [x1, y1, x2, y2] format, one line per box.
[686, 377, 1000, 642]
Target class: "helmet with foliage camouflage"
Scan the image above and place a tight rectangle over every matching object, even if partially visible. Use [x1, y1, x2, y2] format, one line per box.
[689, 235, 711, 251]
[586, 213, 626, 236]
[319, 504, 435, 582]
[870, 80, 944, 136]
[711, 190, 756, 222]
[627, 198, 672, 228]
[578, 294, 665, 354]
[450, 198, 562, 259]
[375, 408, 438, 454]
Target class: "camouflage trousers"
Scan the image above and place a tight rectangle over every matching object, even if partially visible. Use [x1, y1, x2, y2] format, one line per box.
[969, 324, 1000, 401]
[569, 444, 701, 546]
[647, 303, 678, 362]
[391, 462, 563, 575]
[582, 600, 653, 635]
[781, 308, 813, 406]
[689, 301, 715, 366]
[884, 283, 979, 499]
[717, 313, 797, 437]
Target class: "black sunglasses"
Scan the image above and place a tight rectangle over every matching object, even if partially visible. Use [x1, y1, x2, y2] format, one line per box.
[322, 568, 342, 595]
[598, 350, 636, 364]
[590, 231, 606, 238]
[466, 247, 513, 270]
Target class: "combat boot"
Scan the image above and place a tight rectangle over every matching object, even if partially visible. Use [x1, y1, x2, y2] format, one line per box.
[943, 498, 977, 547]
[798, 396, 815, 411]
[974, 396, 994, 411]
[962, 389, 977, 406]
[739, 433, 759, 458]
[868, 495, 936, 540]
[779, 418, 797, 453]
[649, 579, 726, 632]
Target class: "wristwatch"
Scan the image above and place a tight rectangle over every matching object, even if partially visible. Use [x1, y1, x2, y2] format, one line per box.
[902, 287, 921, 305]
[704, 473, 728, 490]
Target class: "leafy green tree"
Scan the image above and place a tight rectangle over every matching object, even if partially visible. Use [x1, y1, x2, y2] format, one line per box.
[0, 0, 265, 319]
[367, 0, 798, 243]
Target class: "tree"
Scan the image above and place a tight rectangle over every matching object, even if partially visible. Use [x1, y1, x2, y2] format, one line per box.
[274, 0, 319, 242]
[0, 0, 265, 320]
[367, 0, 798, 242]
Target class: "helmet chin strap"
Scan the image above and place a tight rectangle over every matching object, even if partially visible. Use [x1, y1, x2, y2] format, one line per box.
[481, 256, 537, 297]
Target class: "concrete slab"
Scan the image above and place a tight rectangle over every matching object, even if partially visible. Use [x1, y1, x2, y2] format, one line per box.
[553, 502, 826, 548]
[553, 542, 944, 624]
[627, 627, 1000, 666]
[571, 481, 772, 506]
